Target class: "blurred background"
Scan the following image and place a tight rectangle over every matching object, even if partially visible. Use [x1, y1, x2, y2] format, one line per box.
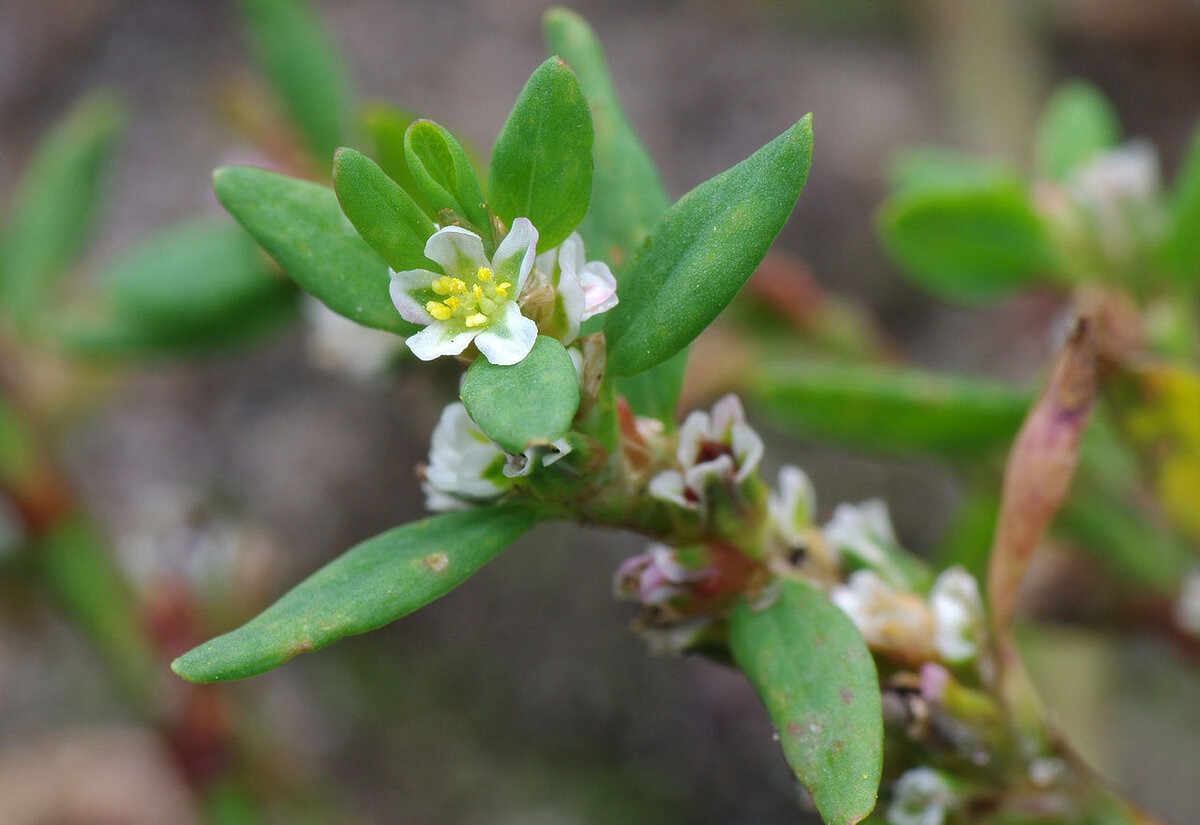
[2, 1, 1200, 823]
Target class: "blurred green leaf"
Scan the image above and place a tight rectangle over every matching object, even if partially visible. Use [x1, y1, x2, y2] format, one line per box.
[172, 505, 547, 682]
[750, 361, 1031, 459]
[488, 57, 594, 253]
[360, 102, 434, 216]
[542, 8, 685, 425]
[1162, 124, 1200, 283]
[214, 165, 416, 335]
[461, 336, 580, 453]
[877, 182, 1053, 302]
[1035, 79, 1120, 181]
[404, 120, 491, 238]
[730, 579, 882, 825]
[887, 146, 1018, 195]
[0, 92, 124, 323]
[235, 0, 353, 163]
[334, 147, 436, 271]
[605, 116, 813, 377]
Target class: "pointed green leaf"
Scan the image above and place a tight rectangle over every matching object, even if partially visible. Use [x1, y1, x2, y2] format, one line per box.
[542, 9, 686, 425]
[460, 336, 580, 453]
[605, 116, 813, 377]
[1162, 124, 1200, 283]
[488, 57, 594, 253]
[1, 92, 124, 322]
[334, 147, 436, 272]
[235, 0, 353, 162]
[877, 181, 1053, 302]
[173, 505, 547, 682]
[730, 579, 882, 825]
[360, 102, 435, 216]
[1035, 79, 1120, 181]
[750, 361, 1032, 459]
[405, 120, 491, 238]
[213, 165, 416, 335]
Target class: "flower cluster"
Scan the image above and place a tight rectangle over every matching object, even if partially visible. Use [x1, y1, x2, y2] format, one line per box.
[390, 220, 617, 367]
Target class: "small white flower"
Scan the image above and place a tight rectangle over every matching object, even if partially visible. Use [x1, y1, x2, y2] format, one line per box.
[535, 232, 618, 343]
[1175, 567, 1200, 637]
[649, 395, 764, 509]
[303, 297, 402, 380]
[830, 570, 934, 661]
[887, 768, 956, 825]
[391, 220, 539, 365]
[769, 465, 817, 548]
[928, 566, 985, 664]
[824, 499, 908, 587]
[423, 403, 511, 511]
[1068, 141, 1165, 260]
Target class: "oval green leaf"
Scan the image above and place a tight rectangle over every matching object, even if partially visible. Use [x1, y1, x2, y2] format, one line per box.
[876, 182, 1053, 302]
[1, 92, 124, 322]
[213, 165, 417, 335]
[172, 505, 547, 683]
[460, 336, 581, 454]
[730, 579, 882, 825]
[405, 119, 491, 237]
[750, 361, 1032, 459]
[334, 147, 436, 272]
[604, 116, 813, 378]
[235, 0, 352, 163]
[1034, 79, 1119, 181]
[487, 57, 594, 253]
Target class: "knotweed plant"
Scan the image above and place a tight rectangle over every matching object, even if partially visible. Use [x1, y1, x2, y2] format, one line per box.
[171, 10, 1171, 825]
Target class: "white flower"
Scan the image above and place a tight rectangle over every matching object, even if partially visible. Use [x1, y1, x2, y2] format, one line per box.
[390, 220, 539, 365]
[534, 232, 618, 343]
[830, 570, 935, 661]
[423, 403, 511, 511]
[648, 395, 764, 509]
[1068, 141, 1165, 260]
[1176, 567, 1200, 637]
[824, 499, 908, 587]
[887, 768, 956, 825]
[303, 297, 402, 380]
[928, 566, 985, 664]
[769, 465, 817, 547]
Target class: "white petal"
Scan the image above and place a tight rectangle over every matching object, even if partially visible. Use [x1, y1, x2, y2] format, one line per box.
[405, 321, 478, 361]
[389, 268, 440, 324]
[648, 471, 694, 509]
[710, 394, 747, 441]
[731, 423, 764, 481]
[493, 217, 538, 293]
[473, 301, 537, 365]
[929, 566, 984, 663]
[555, 266, 586, 343]
[675, 410, 712, 469]
[577, 261, 618, 319]
[423, 226, 488, 276]
[684, 454, 736, 496]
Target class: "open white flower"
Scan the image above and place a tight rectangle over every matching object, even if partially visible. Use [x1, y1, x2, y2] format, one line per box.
[887, 767, 957, 825]
[534, 232, 618, 343]
[423, 403, 511, 511]
[824, 499, 909, 587]
[928, 566, 985, 664]
[649, 395, 764, 509]
[390, 219, 539, 365]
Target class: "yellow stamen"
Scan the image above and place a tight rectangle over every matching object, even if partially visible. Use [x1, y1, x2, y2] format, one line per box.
[465, 313, 489, 328]
[443, 295, 460, 311]
[495, 281, 511, 297]
[476, 266, 493, 282]
[431, 276, 453, 295]
[449, 278, 467, 294]
[472, 283, 483, 300]
[425, 301, 452, 321]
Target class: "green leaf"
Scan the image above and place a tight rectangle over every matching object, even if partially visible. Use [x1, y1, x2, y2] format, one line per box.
[333, 148, 436, 271]
[604, 116, 814, 378]
[1162, 124, 1200, 283]
[404, 120, 491, 238]
[235, 0, 353, 163]
[750, 361, 1032, 459]
[877, 181, 1053, 302]
[172, 505, 547, 682]
[360, 102, 434, 216]
[730, 579, 882, 825]
[0, 92, 124, 322]
[542, 8, 669, 268]
[488, 57, 594, 253]
[213, 165, 416, 335]
[887, 146, 1018, 195]
[1034, 79, 1120, 181]
[460, 336, 581, 453]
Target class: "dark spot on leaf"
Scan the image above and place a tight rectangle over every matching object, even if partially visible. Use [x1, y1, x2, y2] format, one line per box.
[840, 687, 853, 705]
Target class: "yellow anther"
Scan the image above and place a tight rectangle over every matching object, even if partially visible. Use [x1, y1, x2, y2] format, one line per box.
[476, 266, 493, 282]
[495, 281, 511, 297]
[472, 283, 483, 300]
[431, 276, 453, 295]
[425, 301, 453, 321]
[443, 295, 460, 311]
[465, 312, 489, 328]
[449, 278, 467, 294]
